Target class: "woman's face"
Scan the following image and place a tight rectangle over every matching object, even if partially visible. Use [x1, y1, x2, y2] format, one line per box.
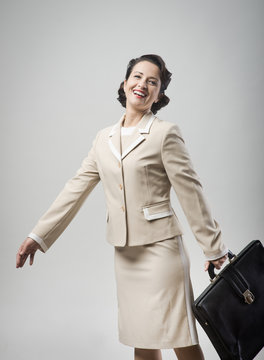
[123, 61, 161, 113]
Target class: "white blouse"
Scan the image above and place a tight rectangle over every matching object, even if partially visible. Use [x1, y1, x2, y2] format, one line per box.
[121, 126, 136, 136]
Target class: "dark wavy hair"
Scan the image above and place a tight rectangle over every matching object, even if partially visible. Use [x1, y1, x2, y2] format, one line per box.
[117, 54, 172, 114]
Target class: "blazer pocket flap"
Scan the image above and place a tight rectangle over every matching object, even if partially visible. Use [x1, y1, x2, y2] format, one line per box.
[143, 202, 173, 221]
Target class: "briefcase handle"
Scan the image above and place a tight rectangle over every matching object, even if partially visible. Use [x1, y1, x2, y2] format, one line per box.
[208, 250, 236, 280]
[208, 249, 256, 305]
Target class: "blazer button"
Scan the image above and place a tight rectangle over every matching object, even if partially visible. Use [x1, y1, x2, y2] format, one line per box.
[121, 205, 125, 212]
[119, 184, 123, 190]
[118, 162, 121, 168]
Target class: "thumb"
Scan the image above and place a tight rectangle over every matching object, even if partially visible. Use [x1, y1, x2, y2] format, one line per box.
[204, 261, 210, 272]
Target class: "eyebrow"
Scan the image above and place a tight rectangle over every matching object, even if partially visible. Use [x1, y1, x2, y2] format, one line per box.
[133, 71, 159, 81]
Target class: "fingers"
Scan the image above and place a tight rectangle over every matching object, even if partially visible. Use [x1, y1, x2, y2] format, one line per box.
[204, 260, 223, 271]
[16, 251, 29, 268]
[212, 259, 224, 270]
[16, 243, 26, 268]
[16, 238, 40, 268]
[204, 261, 210, 271]
[16, 252, 22, 268]
[204, 254, 228, 272]
[16, 250, 35, 268]
[30, 252, 35, 266]
[214, 254, 228, 269]
[214, 261, 222, 270]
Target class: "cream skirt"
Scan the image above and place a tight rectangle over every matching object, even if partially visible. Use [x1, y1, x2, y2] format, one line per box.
[114, 235, 199, 349]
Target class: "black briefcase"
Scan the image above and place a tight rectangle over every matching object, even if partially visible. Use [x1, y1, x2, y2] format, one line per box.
[192, 240, 264, 360]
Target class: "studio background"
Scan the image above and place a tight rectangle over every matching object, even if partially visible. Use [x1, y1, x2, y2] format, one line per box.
[1, 0, 263, 359]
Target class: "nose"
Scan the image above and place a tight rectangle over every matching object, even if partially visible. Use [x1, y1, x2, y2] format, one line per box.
[138, 78, 147, 89]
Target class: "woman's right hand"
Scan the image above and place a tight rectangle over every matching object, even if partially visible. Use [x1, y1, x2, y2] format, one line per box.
[16, 237, 43, 268]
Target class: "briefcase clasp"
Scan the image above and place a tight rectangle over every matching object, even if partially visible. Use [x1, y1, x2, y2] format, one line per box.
[243, 289, 255, 304]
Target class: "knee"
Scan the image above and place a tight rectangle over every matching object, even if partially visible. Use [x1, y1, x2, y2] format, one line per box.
[134, 347, 162, 360]
[174, 345, 204, 360]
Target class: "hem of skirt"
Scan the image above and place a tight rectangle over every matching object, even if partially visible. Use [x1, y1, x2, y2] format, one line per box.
[118, 336, 199, 349]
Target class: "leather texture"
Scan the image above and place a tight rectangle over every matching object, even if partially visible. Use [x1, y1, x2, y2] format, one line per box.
[193, 240, 264, 360]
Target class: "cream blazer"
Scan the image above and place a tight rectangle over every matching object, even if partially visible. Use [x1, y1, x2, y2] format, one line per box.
[31, 111, 227, 260]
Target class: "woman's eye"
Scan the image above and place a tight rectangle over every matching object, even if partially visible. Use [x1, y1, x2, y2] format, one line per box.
[149, 80, 157, 86]
[134, 75, 141, 79]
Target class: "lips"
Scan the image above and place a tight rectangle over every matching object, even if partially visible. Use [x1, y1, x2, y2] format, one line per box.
[133, 89, 147, 98]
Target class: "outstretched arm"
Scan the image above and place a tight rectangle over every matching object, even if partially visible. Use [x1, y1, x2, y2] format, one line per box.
[16, 131, 101, 259]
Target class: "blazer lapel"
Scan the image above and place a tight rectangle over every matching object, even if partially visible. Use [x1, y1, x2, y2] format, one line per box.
[108, 111, 155, 161]
[108, 115, 123, 161]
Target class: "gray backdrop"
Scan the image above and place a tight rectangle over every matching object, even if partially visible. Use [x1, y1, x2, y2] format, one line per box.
[1, 0, 263, 359]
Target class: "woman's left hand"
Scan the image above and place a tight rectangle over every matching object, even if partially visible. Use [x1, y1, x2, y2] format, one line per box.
[204, 254, 228, 272]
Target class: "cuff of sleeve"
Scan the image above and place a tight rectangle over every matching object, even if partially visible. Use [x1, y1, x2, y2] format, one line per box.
[28, 232, 48, 253]
[204, 246, 229, 261]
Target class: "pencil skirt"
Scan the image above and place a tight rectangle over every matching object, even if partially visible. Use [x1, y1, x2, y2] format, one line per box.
[114, 235, 199, 349]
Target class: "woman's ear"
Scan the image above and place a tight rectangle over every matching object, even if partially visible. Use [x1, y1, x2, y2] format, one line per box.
[123, 79, 127, 92]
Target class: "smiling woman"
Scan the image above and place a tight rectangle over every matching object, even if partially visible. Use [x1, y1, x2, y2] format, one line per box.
[117, 54, 171, 116]
[123, 61, 161, 116]
[16, 54, 228, 360]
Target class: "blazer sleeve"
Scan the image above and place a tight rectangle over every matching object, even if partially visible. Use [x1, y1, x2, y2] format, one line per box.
[161, 124, 228, 260]
[30, 131, 101, 252]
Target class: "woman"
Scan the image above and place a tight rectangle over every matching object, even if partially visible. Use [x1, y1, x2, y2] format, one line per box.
[16, 54, 228, 360]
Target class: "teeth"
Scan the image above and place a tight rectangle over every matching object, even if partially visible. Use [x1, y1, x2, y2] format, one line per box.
[134, 90, 146, 97]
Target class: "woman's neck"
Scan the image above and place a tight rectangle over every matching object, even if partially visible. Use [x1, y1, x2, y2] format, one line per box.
[123, 108, 150, 127]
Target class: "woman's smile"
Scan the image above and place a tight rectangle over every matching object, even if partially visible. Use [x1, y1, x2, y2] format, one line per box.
[133, 89, 147, 98]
